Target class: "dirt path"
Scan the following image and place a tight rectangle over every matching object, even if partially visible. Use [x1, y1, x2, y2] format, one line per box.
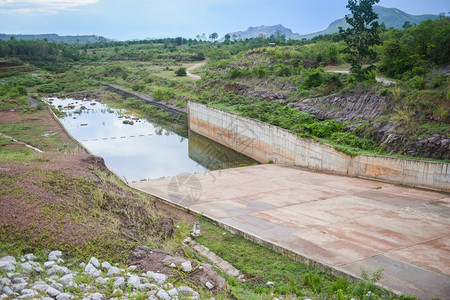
[186, 60, 208, 80]
[326, 70, 395, 85]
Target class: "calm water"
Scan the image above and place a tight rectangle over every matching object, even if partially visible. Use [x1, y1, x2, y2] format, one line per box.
[46, 98, 257, 181]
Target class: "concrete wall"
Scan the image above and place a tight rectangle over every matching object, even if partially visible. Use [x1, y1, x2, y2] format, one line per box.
[189, 102, 450, 192]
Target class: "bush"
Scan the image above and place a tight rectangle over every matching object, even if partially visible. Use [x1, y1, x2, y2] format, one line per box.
[302, 68, 325, 88]
[175, 67, 187, 77]
[409, 76, 426, 90]
[36, 83, 61, 93]
[301, 120, 342, 138]
[228, 66, 241, 79]
[253, 64, 268, 78]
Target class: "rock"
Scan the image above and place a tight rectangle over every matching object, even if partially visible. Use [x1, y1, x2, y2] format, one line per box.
[111, 289, 123, 297]
[266, 281, 274, 286]
[169, 263, 176, 268]
[1, 278, 11, 286]
[57, 258, 64, 264]
[0, 261, 15, 271]
[2, 286, 14, 295]
[20, 262, 33, 272]
[12, 283, 27, 292]
[23, 254, 35, 261]
[60, 273, 74, 286]
[48, 251, 62, 261]
[95, 277, 107, 285]
[113, 277, 125, 289]
[88, 257, 100, 268]
[11, 277, 26, 285]
[145, 272, 167, 285]
[206, 281, 214, 290]
[91, 270, 102, 278]
[19, 288, 38, 298]
[44, 261, 56, 269]
[85, 263, 97, 274]
[167, 288, 178, 297]
[138, 283, 156, 291]
[181, 261, 192, 272]
[128, 275, 141, 289]
[177, 286, 195, 295]
[156, 288, 170, 300]
[128, 265, 137, 271]
[0, 256, 16, 264]
[106, 266, 120, 276]
[79, 262, 86, 268]
[50, 282, 64, 292]
[82, 292, 105, 300]
[56, 293, 73, 300]
[46, 286, 61, 297]
[100, 261, 111, 270]
[32, 283, 50, 291]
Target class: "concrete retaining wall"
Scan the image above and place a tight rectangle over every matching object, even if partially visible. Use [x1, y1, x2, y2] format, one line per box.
[189, 102, 449, 192]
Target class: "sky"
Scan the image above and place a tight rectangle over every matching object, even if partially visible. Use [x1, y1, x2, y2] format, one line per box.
[0, 0, 448, 41]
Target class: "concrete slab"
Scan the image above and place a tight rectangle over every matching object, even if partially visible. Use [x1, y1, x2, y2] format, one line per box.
[131, 164, 450, 299]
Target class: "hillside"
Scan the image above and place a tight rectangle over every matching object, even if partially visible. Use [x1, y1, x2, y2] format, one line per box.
[0, 33, 110, 43]
[225, 6, 439, 40]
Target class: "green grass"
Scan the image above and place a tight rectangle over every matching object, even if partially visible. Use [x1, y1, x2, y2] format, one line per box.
[195, 219, 394, 299]
[0, 110, 83, 154]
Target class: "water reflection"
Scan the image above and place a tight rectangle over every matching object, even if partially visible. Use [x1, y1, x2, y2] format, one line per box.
[46, 98, 257, 182]
[188, 131, 258, 170]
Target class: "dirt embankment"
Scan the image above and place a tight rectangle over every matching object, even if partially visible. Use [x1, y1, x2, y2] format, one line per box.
[289, 93, 450, 160]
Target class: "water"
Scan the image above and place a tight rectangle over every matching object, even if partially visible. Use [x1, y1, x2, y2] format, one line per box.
[46, 98, 257, 181]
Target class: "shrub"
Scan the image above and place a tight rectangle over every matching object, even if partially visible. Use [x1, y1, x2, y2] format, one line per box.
[302, 68, 325, 88]
[409, 76, 426, 90]
[253, 64, 268, 78]
[228, 66, 241, 79]
[175, 67, 187, 77]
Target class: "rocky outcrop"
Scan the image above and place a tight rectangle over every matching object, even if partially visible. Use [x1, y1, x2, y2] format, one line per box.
[289, 93, 389, 122]
[290, 93, 449, 160]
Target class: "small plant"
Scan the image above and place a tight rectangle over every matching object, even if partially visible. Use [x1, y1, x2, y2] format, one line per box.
[304, 271, 321, 293]
[267, 159, 273, 164]
[352, 266, 384, 298]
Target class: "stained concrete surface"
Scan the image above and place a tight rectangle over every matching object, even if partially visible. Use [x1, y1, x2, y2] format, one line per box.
[131, 164, 450, 299]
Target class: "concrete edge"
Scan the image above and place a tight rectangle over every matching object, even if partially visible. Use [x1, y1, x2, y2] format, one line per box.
[188, 101, 449, 193]
[130, 184, 403, 298]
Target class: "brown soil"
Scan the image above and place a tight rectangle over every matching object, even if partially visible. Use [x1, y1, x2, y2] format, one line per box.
[130, 246, 228, 292]
[0, 106, 197, 263]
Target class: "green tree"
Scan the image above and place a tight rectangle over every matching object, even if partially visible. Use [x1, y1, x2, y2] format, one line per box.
[339, 0, 380, 80]
[209, 32, 218, 42]
[224, 34, 231, 43]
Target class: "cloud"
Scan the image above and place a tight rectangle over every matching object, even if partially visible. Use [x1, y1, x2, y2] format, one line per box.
[0, 0, 99, 15]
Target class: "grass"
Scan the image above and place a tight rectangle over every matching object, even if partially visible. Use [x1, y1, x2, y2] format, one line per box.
[194, 219, 395, 299]
[0, 109, 84, 154]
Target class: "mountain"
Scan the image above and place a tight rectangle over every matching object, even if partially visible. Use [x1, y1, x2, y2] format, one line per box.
[0, 33, 110, 43]
[297, 6, 440, 39]
[224, 6, 440, 40]
[222, 24, 300, 41]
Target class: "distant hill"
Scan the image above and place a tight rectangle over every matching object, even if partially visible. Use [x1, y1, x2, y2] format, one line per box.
[224, 6, 440, 40]
[222, 24, 299, 41]
[0, 33, 110, 43]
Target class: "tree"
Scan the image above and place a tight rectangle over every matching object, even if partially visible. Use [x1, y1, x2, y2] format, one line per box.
[224, 34, 231, 43]
[339, 0, 380, 81]
[175, 67, 187, 77]
[209, 32, 218, 42]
